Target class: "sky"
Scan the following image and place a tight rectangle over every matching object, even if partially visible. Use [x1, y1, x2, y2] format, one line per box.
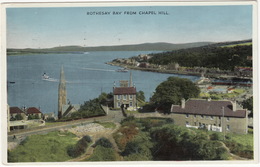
[6, 5, 253, 49]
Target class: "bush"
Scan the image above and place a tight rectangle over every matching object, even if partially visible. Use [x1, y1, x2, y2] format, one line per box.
[83, 135, 92, 143]
[210, 132, 222, 140]
[95, 137, 113, 148]
[67, 137, 89, 158]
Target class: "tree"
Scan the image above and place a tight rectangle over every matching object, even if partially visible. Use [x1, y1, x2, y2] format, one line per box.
[151, 77, 200, 112]
[95, 137, 113, 148]
[242, 97, 253, 117]
[136, 91, 145, 102]
[15, 114, 23, 120]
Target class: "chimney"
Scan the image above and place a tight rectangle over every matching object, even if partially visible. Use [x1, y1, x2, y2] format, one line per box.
[181, 98, 185, 109]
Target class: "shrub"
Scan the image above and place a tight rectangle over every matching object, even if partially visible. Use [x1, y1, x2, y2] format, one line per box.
[83, 135, 92, 143]
[95, 137, 112, 148]
[210, 132, 222, 140]
[67, 137, 89, 158]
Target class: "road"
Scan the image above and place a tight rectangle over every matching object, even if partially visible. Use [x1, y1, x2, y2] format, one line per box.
[8, 109, 124, 142]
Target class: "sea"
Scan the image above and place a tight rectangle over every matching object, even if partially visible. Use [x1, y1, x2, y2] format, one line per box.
[7, 51, 200, 114]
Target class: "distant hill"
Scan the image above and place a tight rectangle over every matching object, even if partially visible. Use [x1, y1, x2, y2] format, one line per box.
[7, 42, 213, 55]
[7, 39, 252, 55]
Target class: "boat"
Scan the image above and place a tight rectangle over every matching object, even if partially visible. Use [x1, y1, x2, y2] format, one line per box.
[42, 73, 50, 80]
[116, 68, 128, 72]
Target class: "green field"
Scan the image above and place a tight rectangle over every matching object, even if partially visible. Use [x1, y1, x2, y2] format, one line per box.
[8, 131, 78, 162]
[199, 88, 246, 100]
[221, 42, 252, 48]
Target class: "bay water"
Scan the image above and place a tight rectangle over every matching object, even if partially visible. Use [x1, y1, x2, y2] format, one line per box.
[7, 51, 199, 114]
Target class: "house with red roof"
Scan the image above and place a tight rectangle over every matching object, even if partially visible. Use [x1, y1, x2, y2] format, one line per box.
[25, 107, 43, 119]
[170, 99, 248, 134]
[113, 77, 137, 111]
[9, 107, 26, 120]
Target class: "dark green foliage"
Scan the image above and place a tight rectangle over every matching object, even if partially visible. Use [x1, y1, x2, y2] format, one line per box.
[148, 45, 252, 70]
[15, 114, 23, 120]
[67, 136, 91, 158]
[210, 132, 222, 140]
[86, 145, 117, 161]
[151, 77, 200, 112]
[136, 90, 145, 102]
[45, 117, 56, 122]
[70, 97, 106, 119]
[224, 140, 253, 159]
[28, 114, 40, 120]
[123, 141, 141, 156]
[122, 132, 153, 161]
[242, 97, 253, 117]
[95, 137, 113, 148]
[83, 135, 92, 143]
[151, 124, 229, 160]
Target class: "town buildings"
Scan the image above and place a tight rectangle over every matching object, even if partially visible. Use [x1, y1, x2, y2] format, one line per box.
[170, 99, 248, 134]
[7, 106, 43, 131]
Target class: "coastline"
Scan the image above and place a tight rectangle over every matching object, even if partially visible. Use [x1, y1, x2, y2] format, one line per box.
[106, 61, 229, 79]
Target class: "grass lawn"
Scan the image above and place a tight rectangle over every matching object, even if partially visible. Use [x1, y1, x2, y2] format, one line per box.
[230, 132, 254, 149]
[8, 131, 78, 162]
[84, 145, 119, 161]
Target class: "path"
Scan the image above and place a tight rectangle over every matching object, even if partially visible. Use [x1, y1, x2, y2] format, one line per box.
[67, 122, 122, 162]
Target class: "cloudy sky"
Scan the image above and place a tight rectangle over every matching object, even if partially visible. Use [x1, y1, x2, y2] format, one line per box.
[6, 5, 252, 49]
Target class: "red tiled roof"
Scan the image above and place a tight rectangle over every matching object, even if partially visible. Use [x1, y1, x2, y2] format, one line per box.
[26, 107, 42, 114]
[171, 99, 246, 118]
[113, 87, 136, 95]
[10, 107, 24, 114]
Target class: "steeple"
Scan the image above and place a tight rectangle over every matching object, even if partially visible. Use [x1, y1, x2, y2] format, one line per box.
[129, 71, 133, 87]
[58, 65, 67, 119]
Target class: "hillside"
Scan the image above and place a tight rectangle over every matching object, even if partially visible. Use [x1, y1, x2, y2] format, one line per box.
[7, 42, 213, 55]
[147, 39, 252, 71]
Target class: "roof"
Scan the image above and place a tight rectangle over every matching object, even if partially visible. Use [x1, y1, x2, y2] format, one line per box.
[10, 107, 24, 114]
[171, 99, 246, 118]
[26, 107, 42, 114]
[113, 87, 136, 95]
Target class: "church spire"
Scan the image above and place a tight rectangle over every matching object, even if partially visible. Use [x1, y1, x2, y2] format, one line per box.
[129, 71, 133, 87]
[58, 65, 67, 119]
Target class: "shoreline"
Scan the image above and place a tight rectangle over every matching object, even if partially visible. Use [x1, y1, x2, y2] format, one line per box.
[106, 61, 237, 79]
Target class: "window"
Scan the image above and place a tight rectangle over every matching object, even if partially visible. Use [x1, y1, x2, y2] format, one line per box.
[117, 102, 121, 108]
[117, 95, 121, 100]
[226, 117, 230, 121]
[206, 116, 209, 119]
[129, 95, 133, 100]
[186, 114, 189, 118]
[123, 95, 127, 100]
[227, 125, 230, 131]
[194, 122, 197, 126]
[194, 115, 196, 118]
[210, 116, 214, 120]
[201, 115, 204, 118]
[186, 121, 189, 125]
[130, 102, 133, 107]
